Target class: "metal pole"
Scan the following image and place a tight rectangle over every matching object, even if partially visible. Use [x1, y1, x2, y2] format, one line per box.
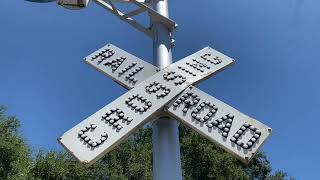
[152, 0, 182, 179]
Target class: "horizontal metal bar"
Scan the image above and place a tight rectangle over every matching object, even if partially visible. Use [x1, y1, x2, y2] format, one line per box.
[94, 0, 153, 38]
[106, 0, 119, 15]
[122, 7, 146, 19]
[131, 0, 177, 32]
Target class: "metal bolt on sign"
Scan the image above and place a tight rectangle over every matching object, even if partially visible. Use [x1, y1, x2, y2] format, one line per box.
[26, 0, 272, 179]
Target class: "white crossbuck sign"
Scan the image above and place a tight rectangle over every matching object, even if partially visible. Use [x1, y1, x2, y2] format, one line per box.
[59, 44, 272, 166]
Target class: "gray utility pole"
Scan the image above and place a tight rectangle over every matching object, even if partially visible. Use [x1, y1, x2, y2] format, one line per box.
[152, 0, 182, 179]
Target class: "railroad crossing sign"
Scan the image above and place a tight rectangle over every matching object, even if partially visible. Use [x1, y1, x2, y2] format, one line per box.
[58, 43, 272, 166]
[26, 0, 272, 178]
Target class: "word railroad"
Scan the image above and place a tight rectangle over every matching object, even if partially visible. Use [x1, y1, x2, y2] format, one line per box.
[59, 43, 272, 166]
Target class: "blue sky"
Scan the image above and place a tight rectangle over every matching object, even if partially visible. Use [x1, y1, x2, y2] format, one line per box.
[0, 0, 319, 179]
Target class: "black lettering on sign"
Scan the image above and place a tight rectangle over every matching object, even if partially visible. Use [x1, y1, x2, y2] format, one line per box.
[207, 114, 234, 137]
[104, 56, 126, 72]
[230, 123, 261, 149]
[145, 81, 171, 98]
[102, 108, 133, 131]
[191, 101, 218, 122]
[118, 62, 144, 84]
[163, 71, 186, 85]
[172, 91, 200, 113]
[177, 66, 197, 76]
[118, 62, 137, 76]
[185, 59, 211, 72]
[200, 53, 222, 65]
[78, 124, 108, 148]
[90, 48, 115, 64]
[125, 94, 152, 113]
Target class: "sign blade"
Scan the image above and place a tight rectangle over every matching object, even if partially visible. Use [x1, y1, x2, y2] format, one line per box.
[165, 86, 272, 164]
[85, 43, 159, 89]
[166, 47, 234, 85]
[59, 70, 189, 166]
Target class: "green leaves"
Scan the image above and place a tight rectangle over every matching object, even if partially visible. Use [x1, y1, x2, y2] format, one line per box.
[31, 151, 85, 180]
[180, 125, 248, 180]
[0, 106, 32, 180]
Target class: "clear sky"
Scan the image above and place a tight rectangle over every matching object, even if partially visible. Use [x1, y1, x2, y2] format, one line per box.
[0, 0, 319, 179]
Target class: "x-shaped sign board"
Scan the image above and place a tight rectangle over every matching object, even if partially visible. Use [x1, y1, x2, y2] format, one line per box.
[58, 43, 272, 166]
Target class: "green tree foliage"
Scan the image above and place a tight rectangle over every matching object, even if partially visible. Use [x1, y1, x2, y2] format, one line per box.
[0, 106, 32, 180]
[179, 125, 292, 180]
[31, 151, 91, 180]
[29, 128, 153, 180]
[269, 171, 294, 180]
[0, 106, 293, 180]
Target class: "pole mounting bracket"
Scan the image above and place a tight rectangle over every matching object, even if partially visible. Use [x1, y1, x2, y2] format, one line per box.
[93, 0, 177, 39]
